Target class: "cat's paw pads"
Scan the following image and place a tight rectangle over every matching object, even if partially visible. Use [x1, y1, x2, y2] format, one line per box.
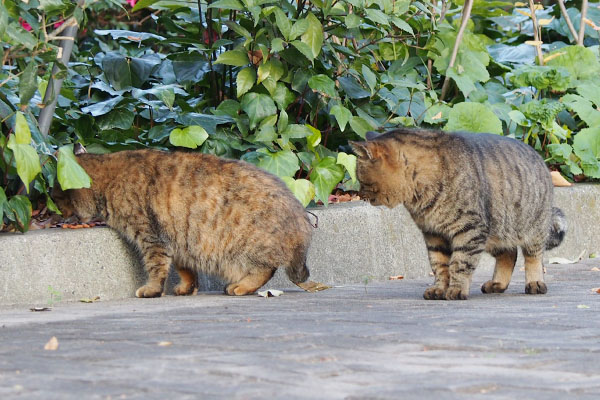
[174, 283, 196, 296]
[525, 281, 547, 294]
[135, 284, 163, 298]
[225, 283, 255, 296]
[481, 280, 507, 294]
[444, 286, 469, 300]
[423, 286, 446, 300]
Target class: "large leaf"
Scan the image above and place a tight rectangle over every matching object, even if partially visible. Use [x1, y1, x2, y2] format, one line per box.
[573, 127, 600, 159]
[546, 46, 600, 82]
[97, 108, 135, 130]
[255, 149, 300, 178]
[214, 50, 249, 66]
[102, 53, 159, 90]
[57, 145, 92, 190]
[7, 136, 41, 193]
[169, 126, 209, 149]
[330, 105, 352, 131]
[310, 157, 345, 205]
[236, 67, 256, 98]
[562, 95, 600, 128]
[281, 177, 315, 207]
[337, 152, 357, 183]
[301, 13, 323, 59]
[274, 8, 291, 40]
[241, 93, 277, 128]
[5, 195, 32, 233]
[349, 116, 376, 138]
[444, 102, 503, 135]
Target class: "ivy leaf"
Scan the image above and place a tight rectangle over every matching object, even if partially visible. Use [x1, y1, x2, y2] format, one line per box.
[278, 110, 289, 133]
[337, 152, 357, 183]
[274, 8, 291, 41]
[349, 116, 376, 138]
[241, 93, 277, 128]
[444, 102, 502, 135]
[156, 88, 175, 110]
[19, 62, 38, 106]
[236, 67, 256, 98]
[310, 156, 345, 205]
[330, 105, 352, 131]
[306, 125, 321, 150]
[7, 136, 41, 193]
[15, 112, 32, 144]
[308, 74, 337, 98]
[214, 50, 249, 66]
[169, 126, 209, 149]
[57, 145, 92, 190]
[102, 53, 159, 90]
[5, 195, 32, 233]
[255, 149, 300, 178]
[97, 108, 135, 130]
[301, 13, 323, 59]
[281, 177, 315, 207]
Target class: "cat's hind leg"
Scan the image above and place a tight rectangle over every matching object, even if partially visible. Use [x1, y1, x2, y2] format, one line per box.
[423, 234, 451, 300]
[523, 246, 547, 294]
[225, 267, 276, 296]
[481, 248, 517, 294]
[173, 263, 198, 296]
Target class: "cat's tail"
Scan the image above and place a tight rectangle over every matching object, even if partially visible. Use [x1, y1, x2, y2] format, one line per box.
[546, 207, 568, 250]
[286, 262, 310, 284]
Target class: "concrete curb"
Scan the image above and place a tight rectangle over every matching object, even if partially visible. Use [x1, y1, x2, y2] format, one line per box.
[1, 185, 598, 305]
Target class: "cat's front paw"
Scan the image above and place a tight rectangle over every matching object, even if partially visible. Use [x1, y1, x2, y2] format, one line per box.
[135, 284, 163, 298]
[481, 280, 507, 294]
[423, 286, 446, 300]
[525, 281, 547, 294]
[174, 282, 196, 296]
[444, 286, 469, 300]
[225, 283, 255, 296]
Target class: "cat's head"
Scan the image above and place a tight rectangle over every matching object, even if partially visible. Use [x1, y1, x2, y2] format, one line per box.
[51, 185, 96, 222]
[349, 135, 405, 208]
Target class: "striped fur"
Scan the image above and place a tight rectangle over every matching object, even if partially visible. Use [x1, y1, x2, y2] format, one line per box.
[52, 150, 312, 298]
[351, 128, 567, 300]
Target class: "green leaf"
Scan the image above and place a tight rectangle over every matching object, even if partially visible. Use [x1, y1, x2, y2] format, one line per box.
[362, 65, 377, 95]
[169, 126, 209, 149]
[208, 0, 244, 10]
[5, 195, 32, 233]
[19, 62, 38, 106]
[310, 157, 345, 205]
[15, 112, 32, 144]
[256, 149, 300, 178]
[577, 82, 600, 109]
[274, 8, 292, 40]
[349, 116, 376, 138]
[273, 83, 296, 110]
[365, 9, 390, 26]
[308, 74, 337, 98]
[306, 125, 321, 150]
[7, 136, 41, 192]
[282, 124, 312, 139]
[278, 110, 289, 133]
[291, 40, 315, 63]
[0, 187, 6, 223]
[444, 102, 503, 135]
[281, 177, 315, 207]
[289, 18, 309, 41]
[345, 14, 361, 29]
[97, 108, 135, 130]
[157, 88, 175, 110]
[391, 17, 413, 34]
[241, 93, 277, 128]
[215, 50, 249, 66]
[237, 67, 256, 98]
[257, 62, 271, 84]
[271, 38, 285, 53]
[57, 145, 92, 190]
[573, 127, 600, 159]
[546, 45, 600, 82]
[337, 152, 357, 183]
[132, 0, 161, 12]
[102, 53, 159, 90]
[224, 21, 252, 39]
[330, 105, 352, 131]
[301, 13, 323, 59]
[562, 95, 600, 128]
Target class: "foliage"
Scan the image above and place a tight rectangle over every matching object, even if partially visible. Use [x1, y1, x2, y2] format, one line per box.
[1, 0, 600, 233]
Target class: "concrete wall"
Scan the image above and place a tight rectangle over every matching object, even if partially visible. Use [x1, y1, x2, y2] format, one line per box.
[1, 185, 597, 305]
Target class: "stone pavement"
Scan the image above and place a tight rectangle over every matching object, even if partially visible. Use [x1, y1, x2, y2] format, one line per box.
[1, 259, 599, 399]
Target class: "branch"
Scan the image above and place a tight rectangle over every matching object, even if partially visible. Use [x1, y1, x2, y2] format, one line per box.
[578, 0, 589, 46]
[440, 0, 473, 101]
[557, 0, 579, 42]
[528, 0, 544, 65]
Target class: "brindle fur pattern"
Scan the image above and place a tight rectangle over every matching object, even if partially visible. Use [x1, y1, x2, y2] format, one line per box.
[52, 150, 312, 298]
[351, 128, 567, 300]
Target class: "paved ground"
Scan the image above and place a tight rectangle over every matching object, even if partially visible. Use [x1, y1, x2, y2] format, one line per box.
[1, 259, 599, 399]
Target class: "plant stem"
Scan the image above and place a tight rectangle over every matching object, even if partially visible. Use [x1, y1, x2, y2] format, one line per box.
[440, 0, 473, 101]
[528, 0, 544, 65]
[557, 0, 579, 43]
[577, 0, 588, 46]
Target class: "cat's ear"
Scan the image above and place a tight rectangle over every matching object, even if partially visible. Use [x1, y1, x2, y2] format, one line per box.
[349, 141, 373, 160]
[365, 131, 382, 141]
[73, 143, 87, 155]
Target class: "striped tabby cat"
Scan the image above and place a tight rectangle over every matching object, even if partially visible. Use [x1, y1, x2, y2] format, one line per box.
[52, 149, 312, 298]
[351, 128, 567, 300]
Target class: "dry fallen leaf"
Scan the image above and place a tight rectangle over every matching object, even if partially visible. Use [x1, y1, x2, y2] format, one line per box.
[44, 337, 59, 351]
[549, 250, 586, 265]
[592, 287, 600, 294]
[257, 289, 284, 298]
[296, 281, 331, 293]
[591, 267, 600, 272]
[79, 296, 100, 303]
[577, 304, 590, 309]
[389, 275, 404, 280]
[158, 341, 172, 347]
[551, 171, 572, 187]
[30, 307, 51, 312]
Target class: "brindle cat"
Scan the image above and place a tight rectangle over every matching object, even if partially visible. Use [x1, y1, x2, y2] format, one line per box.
[351, 128, 567, 300]
[52, 149, 312, 298]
